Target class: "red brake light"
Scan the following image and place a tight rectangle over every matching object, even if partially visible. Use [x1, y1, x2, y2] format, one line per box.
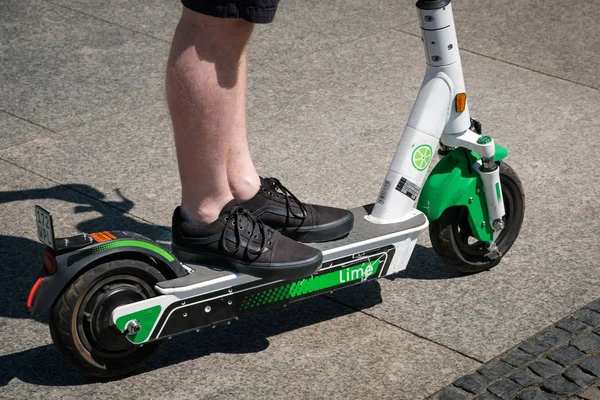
[43, 248, 57, 275]
[27, 277, 44, 309]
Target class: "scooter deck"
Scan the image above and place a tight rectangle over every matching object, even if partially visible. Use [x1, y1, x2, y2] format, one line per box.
[111, 206, 427, 344]
[156, 205, 427, 292]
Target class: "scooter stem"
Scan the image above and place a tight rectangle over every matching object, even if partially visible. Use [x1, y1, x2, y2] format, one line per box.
[369, 0, 470, 223]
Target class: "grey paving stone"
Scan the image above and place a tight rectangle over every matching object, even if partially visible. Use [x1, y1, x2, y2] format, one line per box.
[579, 356, 600, 377]
[573, 309, 600, 327]
[0, 104, 181, 228]
[509, 368, 544, 387]
[502, 349, 537, 367]
[586, 301, 600, 314]
[448, 0, 600, 88]
[51, 0, 416, 69]
[547, 345, 587, 367]
[249, 0, 415, 72]
[541, 375, 581, 397]
[595, 328, 600, 336]
[563, 366, 599, 388]
[0, 0, 167, 131]
[474, 394, 500, 400]
[572, 333, 600, 354]
[430, 386, 471, 400]
[487, 379, 522, 399]
[528, 360, 564, 379]
[0, 111, 55, 151]
[478, 360, 514, 380]
[454, 372, 491, 394]
[520, 328, 572, 356]
[557, 317, 592, 335]
[519, 339, 554, 357]
[47, 0, 180, 42]
[516, 389, 559, 400]
[535, 328, 573, 350]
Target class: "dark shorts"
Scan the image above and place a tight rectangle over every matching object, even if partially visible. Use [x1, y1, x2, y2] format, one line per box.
[181, 0, 280, 24]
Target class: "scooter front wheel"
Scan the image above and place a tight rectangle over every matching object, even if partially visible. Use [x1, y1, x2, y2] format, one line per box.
[49, 259, 165, 377]
[429, 161, 525, 273]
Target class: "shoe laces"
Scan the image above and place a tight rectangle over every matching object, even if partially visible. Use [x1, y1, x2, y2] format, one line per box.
[221, 206, 274, 261]
[263, 178, 308, 224]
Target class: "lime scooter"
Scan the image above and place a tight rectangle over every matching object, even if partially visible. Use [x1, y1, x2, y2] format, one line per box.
[28, 0, 525, 377]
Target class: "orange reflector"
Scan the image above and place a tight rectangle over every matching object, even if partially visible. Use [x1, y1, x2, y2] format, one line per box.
[90, 231, 116, 243]
[455, 93, 467, 113]
[27, 277, 44, 309]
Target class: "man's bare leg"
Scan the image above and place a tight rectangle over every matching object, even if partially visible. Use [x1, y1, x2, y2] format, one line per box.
[225, 52, 261, 202]
[165, 4, 339, 280]
[166, 9, 254, 225]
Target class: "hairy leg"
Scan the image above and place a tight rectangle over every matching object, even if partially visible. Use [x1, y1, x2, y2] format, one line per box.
[166, 8, 254, 224]
[225, 51, 261, 202]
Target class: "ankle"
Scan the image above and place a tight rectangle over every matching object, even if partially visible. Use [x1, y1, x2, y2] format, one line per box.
[180, 197, 233, 225]
[229, 174, 260, 202]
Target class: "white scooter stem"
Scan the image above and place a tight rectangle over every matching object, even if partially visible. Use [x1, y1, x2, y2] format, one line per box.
[369, 2, 505, 228]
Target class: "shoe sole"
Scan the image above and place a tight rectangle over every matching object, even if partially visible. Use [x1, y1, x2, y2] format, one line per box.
[171, 244, 323, 281]
[279, 213, 354, 243]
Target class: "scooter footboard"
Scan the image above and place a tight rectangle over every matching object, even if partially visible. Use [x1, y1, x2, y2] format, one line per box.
[112, 206, 427, 345]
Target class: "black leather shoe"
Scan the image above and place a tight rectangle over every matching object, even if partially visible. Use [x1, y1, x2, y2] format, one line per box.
[241, 177, 354, 243]
[171, 201, 323, 280]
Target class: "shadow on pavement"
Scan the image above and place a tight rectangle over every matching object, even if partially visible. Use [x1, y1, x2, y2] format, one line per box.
[0, 185, 170, 321]
[0, 285, 382, 387]
[392, 244, 467, 280]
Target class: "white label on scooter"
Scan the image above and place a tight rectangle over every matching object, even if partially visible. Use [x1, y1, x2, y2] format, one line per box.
[395, 177, 420, 201]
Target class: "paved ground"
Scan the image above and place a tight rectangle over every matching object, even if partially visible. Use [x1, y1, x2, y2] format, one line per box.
[1, 0, 599, 399]
[432, 299, 600, 399]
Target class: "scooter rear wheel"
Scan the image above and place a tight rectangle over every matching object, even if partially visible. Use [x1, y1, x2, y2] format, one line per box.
[429, 161, 525, 273]
[49, 259, 165, 377]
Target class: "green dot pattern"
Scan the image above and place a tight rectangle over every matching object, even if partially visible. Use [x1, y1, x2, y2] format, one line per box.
[92, 240, 175, 261]
[239, 259, 381, 311]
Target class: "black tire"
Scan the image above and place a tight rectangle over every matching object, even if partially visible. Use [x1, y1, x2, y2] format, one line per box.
[49, 259, 165, 377]
[429, 161, 525, 273]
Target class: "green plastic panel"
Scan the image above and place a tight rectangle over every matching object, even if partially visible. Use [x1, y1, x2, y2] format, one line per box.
[417, 144, 508, 242]
[92, 240, 175, 262]
[115, 305, 162, 344]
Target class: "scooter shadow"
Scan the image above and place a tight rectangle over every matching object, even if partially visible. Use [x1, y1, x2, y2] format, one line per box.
[391, 244, 468, 281]
[0, 282, 383, 387]
[0, 185, 171, 321]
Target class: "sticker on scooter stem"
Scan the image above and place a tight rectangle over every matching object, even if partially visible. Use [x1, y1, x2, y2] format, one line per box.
[411, 144, 432, 171]
[377, 180, 391, 204]
[395, 177, 420, 201]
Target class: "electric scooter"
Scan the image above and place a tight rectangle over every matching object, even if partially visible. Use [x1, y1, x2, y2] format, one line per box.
[27, 0, 525, 377]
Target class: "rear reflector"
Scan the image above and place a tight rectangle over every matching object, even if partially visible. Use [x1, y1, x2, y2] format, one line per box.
[43, 248, 57, 275]
[27, 277, 44, 309]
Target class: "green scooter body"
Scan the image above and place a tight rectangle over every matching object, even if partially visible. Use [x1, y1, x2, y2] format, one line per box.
[417, 144, 509, 242]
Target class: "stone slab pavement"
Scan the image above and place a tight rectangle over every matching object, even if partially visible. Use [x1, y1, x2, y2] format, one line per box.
[431, 299, 600, 399]
[0, 0, 598, 399]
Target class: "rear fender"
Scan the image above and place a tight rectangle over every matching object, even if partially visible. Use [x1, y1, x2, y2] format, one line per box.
[29, 236, 185, 316]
